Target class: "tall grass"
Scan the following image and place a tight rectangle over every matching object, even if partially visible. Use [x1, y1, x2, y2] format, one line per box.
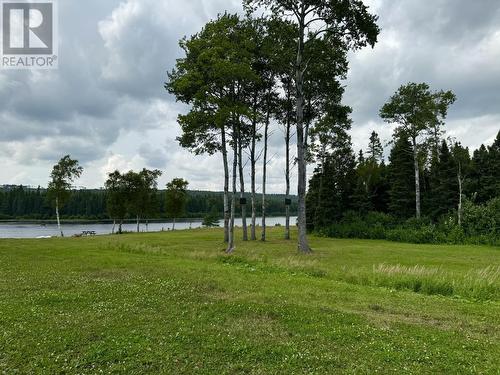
[338, 264, 500, 301]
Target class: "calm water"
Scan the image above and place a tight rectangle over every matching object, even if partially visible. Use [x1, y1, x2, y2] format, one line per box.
[0, 217, 297, 239]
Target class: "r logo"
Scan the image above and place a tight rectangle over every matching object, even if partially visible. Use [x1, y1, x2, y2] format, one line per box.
[2, 2, 53, 55]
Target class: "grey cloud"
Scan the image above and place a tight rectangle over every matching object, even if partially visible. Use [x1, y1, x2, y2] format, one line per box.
[0, 0, 499, 192]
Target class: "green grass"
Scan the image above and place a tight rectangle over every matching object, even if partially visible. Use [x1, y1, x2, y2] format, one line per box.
[0, 228, 499, 374]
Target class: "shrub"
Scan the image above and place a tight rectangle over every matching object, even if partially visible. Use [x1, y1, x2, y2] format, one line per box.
[316, 198, 499, 245]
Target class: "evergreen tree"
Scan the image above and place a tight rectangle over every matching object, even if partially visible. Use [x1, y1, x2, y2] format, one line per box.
[388, 135, 415, 218]
[427, 141, 458, 219]
[367, 131, 384, 163]
[307, 132, 356, 230]
[469, 145, 492, 203]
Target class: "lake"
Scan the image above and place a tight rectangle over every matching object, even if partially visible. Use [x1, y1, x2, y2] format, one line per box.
[0, 217, 297, 239]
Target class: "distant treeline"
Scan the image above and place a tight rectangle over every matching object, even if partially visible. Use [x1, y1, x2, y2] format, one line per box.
[0, 188, 298, 221]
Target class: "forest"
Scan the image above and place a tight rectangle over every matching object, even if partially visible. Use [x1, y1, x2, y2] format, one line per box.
[307, 129, 500, 245]
[0, 186, 297, 221]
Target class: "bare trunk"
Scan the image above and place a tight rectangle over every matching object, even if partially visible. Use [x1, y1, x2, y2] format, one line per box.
[136, 215, 140, 233]
[261, 104, 270, 242]
[238, 129, 248, 241]
[146, 219, 149, 232]
[250, 97, 257, 241]
[227, 127, 238, 253]
[222, 128, 230, 243]
[112, 220, 116, 234]
[412, 137, 421, 219]
[284, 83, 292, 240]
[458, 163, 463, 227]
[118, 220, 123, 234]
[55, 197, 63, 237]
[172, 217, 176, 231]
[314, 151, 326, 229]
[295, 13, 311, 253]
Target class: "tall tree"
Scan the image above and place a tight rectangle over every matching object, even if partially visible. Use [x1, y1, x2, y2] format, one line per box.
[165, 178, 189, 230]
[380, 83, 456, 219]
[307, 105, 355, 230]
[271, 19, 297, 240]
[468, 144, 491, 204]
[123, 169, 162, 233]
[427, 141, 458, 219]
[367, 131, 384, 163]
[47, 155, 83, 237]
[387, 134, 415, 218]
[451, 142, 471, 226]
[167, 14, 257, 244]
[245, 0, 379, 252]
[105, 171, 127, 234]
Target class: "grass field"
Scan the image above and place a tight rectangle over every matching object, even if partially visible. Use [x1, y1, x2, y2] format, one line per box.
[0, 228, 499, 374]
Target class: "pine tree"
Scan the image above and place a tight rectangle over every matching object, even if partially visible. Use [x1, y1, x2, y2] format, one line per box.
[427, 141, 458, 219]
[367, 131, 384, 163]
[469, 145, 492, 203]
[388, 135, 415, 218]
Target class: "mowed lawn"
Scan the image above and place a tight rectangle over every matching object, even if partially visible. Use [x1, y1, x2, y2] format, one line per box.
[0, 229, 499, 374]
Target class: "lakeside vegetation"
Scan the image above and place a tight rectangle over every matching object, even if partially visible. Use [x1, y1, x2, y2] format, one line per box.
[0, 228, 498, 373]
[0, 187, 297, 221]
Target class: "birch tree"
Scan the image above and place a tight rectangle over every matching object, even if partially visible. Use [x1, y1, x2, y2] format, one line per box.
[380, 83, 456, 219]
[47, 155, 83, 237]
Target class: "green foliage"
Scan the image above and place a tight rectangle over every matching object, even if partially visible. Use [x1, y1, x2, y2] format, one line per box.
[0, 187, 297, 220]
[425, 141, 459, 219]
[46, 155, 83, 209]
[123, 169, 162, 221]
[380, 83, 456, 141]
[387, 134, 415, 217]
[317, 197, 500, 245]
[165, 178, 189, 220]
[105, 171, 128, 226]
[202, 209, 220, 227]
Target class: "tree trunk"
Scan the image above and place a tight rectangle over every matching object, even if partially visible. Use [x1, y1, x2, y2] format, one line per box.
[227, 127, 238, 253]
[250, 97, 258, 241]
[412, 137, 421, 219]
[146, 219, 149, 232]
[112, 220, 116, 234]
[284, 83, 292, 240]
[222, 128, 230, 243]
[238, 128, 248, 241]
[261, 103, 271, 242]
[55, 197, 63, 237]
[458, 163, 463, 227]
[295, 14, 311, 253]
[118, 220, 123, 234]
[172, 217, 176, 231]
[136, 215, 140, 233]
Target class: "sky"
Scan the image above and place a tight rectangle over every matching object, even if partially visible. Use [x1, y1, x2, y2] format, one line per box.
[0, 0, 499, 193]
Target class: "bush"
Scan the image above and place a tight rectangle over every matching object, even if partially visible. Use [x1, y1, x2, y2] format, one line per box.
[317, 198, 499, 246]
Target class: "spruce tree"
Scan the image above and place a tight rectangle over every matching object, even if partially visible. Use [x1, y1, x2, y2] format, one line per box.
[367, 131, 384, 163]
[388, 135, 415, 218]
[427, 141, 458, 219]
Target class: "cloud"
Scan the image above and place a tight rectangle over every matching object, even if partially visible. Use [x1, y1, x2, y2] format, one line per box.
[0, 0, 499, 194]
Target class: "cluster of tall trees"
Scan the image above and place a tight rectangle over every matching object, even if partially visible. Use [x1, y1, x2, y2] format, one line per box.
[307, 108, 500, 231]
[104, 169, 163, 234]
[167, 0, 380, 253]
